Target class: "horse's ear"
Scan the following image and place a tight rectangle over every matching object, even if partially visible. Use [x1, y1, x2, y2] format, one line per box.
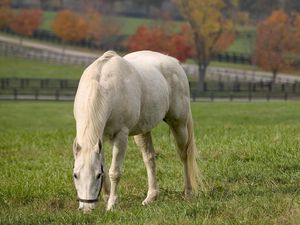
[73, 137, 81, 157]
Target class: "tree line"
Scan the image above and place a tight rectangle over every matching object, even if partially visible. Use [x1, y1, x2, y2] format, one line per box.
[1, 0, 300, 89]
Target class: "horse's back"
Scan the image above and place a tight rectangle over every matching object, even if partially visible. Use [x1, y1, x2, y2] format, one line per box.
[124, 51, 191, 123]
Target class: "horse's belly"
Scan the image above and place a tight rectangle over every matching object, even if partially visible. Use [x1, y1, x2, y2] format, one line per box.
[129, 77, 169, 136]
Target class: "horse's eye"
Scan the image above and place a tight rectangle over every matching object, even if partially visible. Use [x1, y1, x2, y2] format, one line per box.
[96, 173, 102, 180]
[73, 173, 78, 179]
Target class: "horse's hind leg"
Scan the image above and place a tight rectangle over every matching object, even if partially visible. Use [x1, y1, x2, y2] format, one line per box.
[134, 132, 159, 205]
[167, 117, 199, 198]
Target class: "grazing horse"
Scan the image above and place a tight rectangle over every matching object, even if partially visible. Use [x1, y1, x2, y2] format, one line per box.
[73, 50, 200, 212]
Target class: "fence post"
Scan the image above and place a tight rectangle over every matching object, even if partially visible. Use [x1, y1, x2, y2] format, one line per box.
[55, 89, 60, 101]
[268, 82, 272, 92]
[281, 83, 285, 92]
[35, 89, 39, 100]
[266, 91, 270, 101]
[0, 79, 4, 89]
[292, 82, 296, 93]
[14, 89, 18, 100]
[210, 92, 214, 102]
[203, 82, 207, 92]
[284, 92, 288, 101]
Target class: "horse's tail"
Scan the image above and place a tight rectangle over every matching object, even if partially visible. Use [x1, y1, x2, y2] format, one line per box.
[186, 108, 201, 193]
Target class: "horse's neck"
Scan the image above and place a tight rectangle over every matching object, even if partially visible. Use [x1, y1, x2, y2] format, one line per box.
[75, 81, 111, 149]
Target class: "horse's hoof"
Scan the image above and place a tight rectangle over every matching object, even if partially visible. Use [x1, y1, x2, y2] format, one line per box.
[107, 196, 117, 211]
[184, 191, 193, 200]
[106, 205, 115, 211]
[142, 191, 158, 205]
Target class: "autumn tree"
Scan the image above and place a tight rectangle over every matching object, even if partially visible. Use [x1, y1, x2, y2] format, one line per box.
[295, 13, 300, 39]
[178, 0, 236, 90]
[128, 24, 194, 62]
[83, 8, 120, 48]
[52, 10, 88, 45]
[0, 0, 10, 7]
[0, 0, 12, 29]
[9, 9, 43, 44]
[84, 9, 103, 47]
[254, 10, 297, 82]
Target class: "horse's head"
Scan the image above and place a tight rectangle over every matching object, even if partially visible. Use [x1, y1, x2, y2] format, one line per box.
[73, 138, 104, 213]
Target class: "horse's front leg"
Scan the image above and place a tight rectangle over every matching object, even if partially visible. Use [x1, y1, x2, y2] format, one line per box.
[134, 132, 158, 205]
[107, 128, 128, 211]
[100, 150, 110, 202]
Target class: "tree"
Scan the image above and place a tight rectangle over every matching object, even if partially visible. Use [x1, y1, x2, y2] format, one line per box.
[178, 0, 236, 90]
[0, 0, 10, 7]
[295, 13, 300, 39]
[128, 24, 194, 62]
[0, 0, 12, 29]
[167, 24, 195, 62]
[52, 10, 88, 44]
[84, 9, 103, 47]
[9, 9, 43, 44]
[0, 7, 12, 29]
[83, 8, 120, 48]
[254, 10, 296, 82]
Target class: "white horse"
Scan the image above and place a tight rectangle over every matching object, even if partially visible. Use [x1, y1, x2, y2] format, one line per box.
[73, 50, 200, 212]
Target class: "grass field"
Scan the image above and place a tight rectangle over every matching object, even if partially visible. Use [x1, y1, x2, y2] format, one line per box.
[0, 56, 84, 79]
[0, 55, 257, 80]
[0, 101, 300, 224]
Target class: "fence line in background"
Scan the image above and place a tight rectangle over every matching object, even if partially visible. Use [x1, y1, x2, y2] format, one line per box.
[0, 77, 299, 102]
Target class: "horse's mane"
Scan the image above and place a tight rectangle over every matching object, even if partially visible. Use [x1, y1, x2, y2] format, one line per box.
[74, 51, 117, 149]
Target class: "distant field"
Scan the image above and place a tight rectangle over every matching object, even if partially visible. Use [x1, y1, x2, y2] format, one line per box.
[0, 55, 255, 80]
[0, 101, 300, 224]
[40, 11, 169, 36]
[0, 56, 84, 79]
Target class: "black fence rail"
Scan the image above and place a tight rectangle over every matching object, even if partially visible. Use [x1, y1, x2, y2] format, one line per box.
[0, 78, 78, 101]
[1, 78, 300, 101]
[190, 80, 300, 101]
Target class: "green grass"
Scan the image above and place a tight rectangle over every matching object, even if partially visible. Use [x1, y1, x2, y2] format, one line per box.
[40, 11, 56, 31]
[227, 36, 254, 54]
[0, 55, 256, 80]
[0, 56, 84, 79]
[0, 101, 300, 224]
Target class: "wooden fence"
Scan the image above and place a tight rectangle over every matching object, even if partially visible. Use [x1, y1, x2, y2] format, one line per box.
[1, 78, 299, 101]
[0, 40, 96, 66]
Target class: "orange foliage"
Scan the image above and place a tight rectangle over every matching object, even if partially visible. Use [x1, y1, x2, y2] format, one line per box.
[0, 0, 10, 7]
[128, 24, 194, 62]
[295, 13, 300, 39]
[254, 10, 297, 77]
[9, 9, 42, 37]
[85, 9, 103, 45]
[179, 0, 236, 64]
[214, 31, 235, 53]
[52, 10, 88, 42]
[0, 7, 12, 29]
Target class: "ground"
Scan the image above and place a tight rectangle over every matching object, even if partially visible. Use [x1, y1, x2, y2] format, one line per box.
[0, 101, 300, 224]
